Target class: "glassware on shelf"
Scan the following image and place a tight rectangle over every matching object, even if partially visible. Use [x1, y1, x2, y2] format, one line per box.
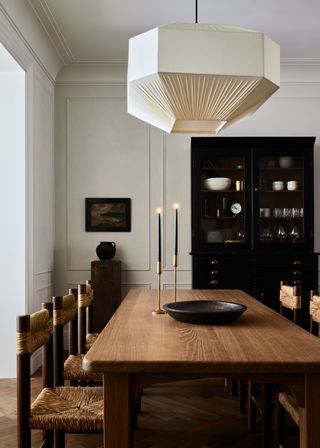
[238, 230, 245, 241]
[290, 225, 300, 241]
[261, 228, 273, 241]
[277, 225, 287, 241]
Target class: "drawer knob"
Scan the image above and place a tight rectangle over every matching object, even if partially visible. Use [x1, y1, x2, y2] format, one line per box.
[210, 279, 218, 285]
[293, 260, 302, 265]
[210, 259, 219, 265]
[293, 270, 301, 276]
[210, 270, 219, 275]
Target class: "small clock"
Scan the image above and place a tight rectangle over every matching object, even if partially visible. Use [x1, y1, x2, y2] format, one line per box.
[230, 202, 242, 215]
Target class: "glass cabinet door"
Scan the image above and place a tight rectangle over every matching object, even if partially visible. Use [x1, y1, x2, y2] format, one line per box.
[195, 151, 250, 250]
[255, 154, 306, 248]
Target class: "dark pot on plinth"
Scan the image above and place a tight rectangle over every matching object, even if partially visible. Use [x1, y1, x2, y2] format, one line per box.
[96, 242, 116, 260]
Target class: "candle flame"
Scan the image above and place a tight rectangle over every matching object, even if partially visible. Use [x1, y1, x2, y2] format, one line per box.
[156, 208, 161, 214]
[174, 203, 179, 209]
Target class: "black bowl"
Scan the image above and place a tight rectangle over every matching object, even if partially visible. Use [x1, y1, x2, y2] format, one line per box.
[163, 300, 247, 325]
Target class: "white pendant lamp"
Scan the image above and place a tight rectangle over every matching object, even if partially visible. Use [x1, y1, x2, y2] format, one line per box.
[127, 4, 280, 134]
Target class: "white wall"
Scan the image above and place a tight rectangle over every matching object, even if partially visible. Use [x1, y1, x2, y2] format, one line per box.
[0, 60, 25, 378]
[0, 1, 61, 376]
[55, 63, 320, 296]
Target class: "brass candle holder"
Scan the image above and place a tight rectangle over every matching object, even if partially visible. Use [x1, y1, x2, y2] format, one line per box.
[152, 261, 166, 315]
[173, 255, 178, 302]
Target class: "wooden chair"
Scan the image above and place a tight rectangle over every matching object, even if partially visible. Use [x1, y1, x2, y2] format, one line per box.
[16, 302, 103, 448]
[247, 281, 301, 447]
[55, 292, 102, 386]
[273, 283, 304, 448]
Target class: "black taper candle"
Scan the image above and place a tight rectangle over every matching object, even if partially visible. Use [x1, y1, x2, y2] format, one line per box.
[157, 209, 161, 262]
[174, 205, 178, 256]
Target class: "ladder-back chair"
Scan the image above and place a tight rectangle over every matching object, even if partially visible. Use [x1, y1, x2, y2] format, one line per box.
[17, 302, 104, 448]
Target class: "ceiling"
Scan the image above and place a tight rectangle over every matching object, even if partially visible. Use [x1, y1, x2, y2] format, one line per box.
[28, 0, 320, 64]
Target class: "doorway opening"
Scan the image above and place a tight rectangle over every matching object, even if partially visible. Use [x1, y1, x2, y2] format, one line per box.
[0, 43, 25, 378]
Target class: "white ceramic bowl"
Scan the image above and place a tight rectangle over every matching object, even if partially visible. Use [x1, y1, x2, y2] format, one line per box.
[287, 180, 298, 191]
[279, 157, 293, 169]
[272, 181, 284, 191]
[204, 177, 231, 191]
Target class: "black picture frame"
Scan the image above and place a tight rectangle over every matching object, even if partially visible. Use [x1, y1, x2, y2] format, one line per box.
[85, 198, 131, 232]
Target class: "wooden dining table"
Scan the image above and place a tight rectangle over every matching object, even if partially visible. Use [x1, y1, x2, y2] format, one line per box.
[83, 289, 320, 448]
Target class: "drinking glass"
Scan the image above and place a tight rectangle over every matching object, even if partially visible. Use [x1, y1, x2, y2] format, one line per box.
[290, 226, 300, 241]
[277, 225, 287, 241]
[261, 228, 273, 241]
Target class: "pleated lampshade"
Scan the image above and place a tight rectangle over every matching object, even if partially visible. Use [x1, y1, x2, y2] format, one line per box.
[127, 23, 280, 134]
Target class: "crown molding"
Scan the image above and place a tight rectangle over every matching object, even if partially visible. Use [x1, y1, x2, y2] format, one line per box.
[23, 2, 320, 70]
[27, 0, 73, 64]
[281, 58, 320, 66]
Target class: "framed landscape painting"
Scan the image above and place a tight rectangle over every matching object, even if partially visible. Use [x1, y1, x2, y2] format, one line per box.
[85, 198, 131, 232]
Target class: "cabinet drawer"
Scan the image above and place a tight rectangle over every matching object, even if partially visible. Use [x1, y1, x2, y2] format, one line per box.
[193, 255, 250, 289]
[253, 254, 317, 269]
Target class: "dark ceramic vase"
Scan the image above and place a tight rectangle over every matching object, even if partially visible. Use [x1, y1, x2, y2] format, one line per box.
[96, 242, 116, 260]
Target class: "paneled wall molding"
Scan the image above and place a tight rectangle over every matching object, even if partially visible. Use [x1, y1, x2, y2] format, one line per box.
[35, 270, 53, 276]
[56, 63, 127, 85]
[55, 59, 320, 87]
[35, 284, 53, 293]
[65, 95, 151, 272]
[33, 70, 55, 276]
[121, 283, 151, 289]
[163, 283, 192, 289]
[161, 133, 167, 269]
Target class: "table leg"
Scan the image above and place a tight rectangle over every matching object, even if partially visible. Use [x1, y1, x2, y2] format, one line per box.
[300, 374, 320, 448]
[103, 373, 131, 448]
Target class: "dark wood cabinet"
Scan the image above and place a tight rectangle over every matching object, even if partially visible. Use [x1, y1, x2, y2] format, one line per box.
[91, 260, 121, 332]
[191, 137, 318, 326]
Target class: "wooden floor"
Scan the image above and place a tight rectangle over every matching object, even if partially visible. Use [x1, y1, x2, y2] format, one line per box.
[0, 374, 299, 448]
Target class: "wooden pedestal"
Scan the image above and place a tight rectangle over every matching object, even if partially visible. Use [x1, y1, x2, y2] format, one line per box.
[91, 260, 121, 332]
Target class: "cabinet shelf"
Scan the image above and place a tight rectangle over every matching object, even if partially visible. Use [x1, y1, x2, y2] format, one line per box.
[202, 167, 244, 172]
[202, 189, 244, 193]
[260, 167, 303, 171]
[259, 217, 303, 220]
[202, 216, 244, 220]
[260, 190, 303, 193]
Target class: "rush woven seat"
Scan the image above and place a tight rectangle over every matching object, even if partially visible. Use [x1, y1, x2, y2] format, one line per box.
[64, 354, 102, 381]
[30, 386, 103, 431]
[55, 290, 102, 385]
[86, 332, 99, 351]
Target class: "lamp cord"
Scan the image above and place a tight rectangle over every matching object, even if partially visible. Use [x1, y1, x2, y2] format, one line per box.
[195, 0, 198, 23]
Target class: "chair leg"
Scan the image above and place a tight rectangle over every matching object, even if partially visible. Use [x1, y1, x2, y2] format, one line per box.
[273, 391, 286, 448]
[261, 384, 272, 448]
[248, 381, 258, 432]
[54, 430, 65, 448]
[41, 430, 54, 448]
[238, 380, 247, 414]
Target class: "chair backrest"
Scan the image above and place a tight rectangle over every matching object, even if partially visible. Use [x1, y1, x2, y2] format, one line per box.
[52, 294, 77, 386]
[78, 282, 94, 354]
[68, 288, 78, 356]
[86, 279, 94, 334]
[16, 303, 53, 448]
[279, 281, 302, 324]
[309, 290, 320, 336]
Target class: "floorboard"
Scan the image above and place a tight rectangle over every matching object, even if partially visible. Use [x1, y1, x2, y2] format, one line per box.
[0, 373, 299, 447]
